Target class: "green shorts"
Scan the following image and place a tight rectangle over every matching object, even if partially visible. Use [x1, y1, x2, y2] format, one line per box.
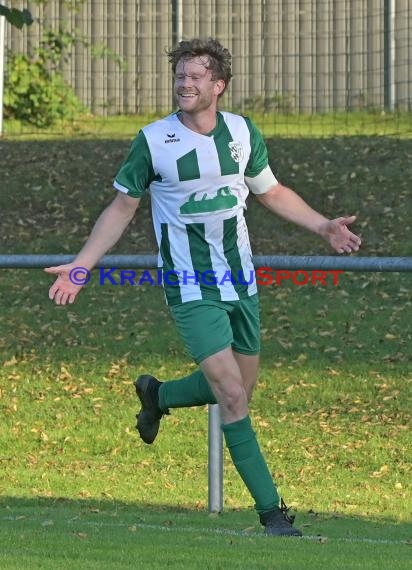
[169, 294, 260, 364]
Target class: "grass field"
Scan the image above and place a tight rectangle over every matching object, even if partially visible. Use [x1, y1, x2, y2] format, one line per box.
[0, 115, 411, 568]
[4, 110, 412, 139]
[1, 498, 411, 569]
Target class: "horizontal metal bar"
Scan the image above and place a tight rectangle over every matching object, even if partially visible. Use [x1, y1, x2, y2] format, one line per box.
[254, 255, 412, 272]
[0, 254, 412, 272]
[0, 254, 158, 269]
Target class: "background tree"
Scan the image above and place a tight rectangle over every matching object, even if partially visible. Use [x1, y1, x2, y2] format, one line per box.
[0, 5, 33, 28]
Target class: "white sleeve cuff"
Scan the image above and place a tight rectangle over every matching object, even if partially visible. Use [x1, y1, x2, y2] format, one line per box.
[113, 180, 130, 194]
[245, 165, 278, 195]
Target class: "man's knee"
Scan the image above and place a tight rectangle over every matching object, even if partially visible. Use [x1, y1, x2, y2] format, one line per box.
[215, 380, 248, 414]
[200, 348, 249, 418]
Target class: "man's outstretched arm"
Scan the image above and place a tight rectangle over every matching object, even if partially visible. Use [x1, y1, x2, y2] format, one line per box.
[44, 192, 140, 305]
[254, 183, 362, 254]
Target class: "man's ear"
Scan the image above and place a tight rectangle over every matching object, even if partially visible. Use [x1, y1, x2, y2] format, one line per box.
[214, 79, 226, 96]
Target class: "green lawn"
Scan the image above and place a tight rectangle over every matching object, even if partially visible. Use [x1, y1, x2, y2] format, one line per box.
[3, 110, 412, 139]
[0, 117, 411, 568]
[1, 499, 411, 570]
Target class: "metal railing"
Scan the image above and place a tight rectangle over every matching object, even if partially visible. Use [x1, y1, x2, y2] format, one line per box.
[2, 254, 412, 271]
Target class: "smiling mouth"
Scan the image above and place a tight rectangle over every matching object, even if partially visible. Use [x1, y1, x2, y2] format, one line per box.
[178, 93, 197, 98]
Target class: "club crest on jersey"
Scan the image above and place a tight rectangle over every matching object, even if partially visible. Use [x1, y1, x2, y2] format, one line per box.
[228, 141, 244, 163]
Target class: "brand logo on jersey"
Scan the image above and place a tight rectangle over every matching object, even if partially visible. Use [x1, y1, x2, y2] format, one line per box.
[165, 133, 181, 143]
[228, 141, 244, 163]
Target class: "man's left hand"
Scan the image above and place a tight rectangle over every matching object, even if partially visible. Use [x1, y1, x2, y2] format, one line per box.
[319, 215, 362, 254]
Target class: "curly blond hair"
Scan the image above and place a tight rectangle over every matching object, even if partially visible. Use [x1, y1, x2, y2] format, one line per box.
[166, 37, 232, 95]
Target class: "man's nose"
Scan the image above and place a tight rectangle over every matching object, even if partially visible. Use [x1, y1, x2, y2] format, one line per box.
[179, 75, 193, 88]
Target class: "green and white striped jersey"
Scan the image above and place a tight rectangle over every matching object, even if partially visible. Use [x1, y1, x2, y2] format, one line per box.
[114, 111, 277, 305]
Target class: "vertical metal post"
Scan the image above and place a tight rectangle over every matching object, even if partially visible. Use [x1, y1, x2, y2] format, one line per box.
[0, 8, 6, 136]
[384, 0, 396, 111]
[208, 404, 223, 513]
[176, 0, 183, 42]
[171, 0, 183, 110]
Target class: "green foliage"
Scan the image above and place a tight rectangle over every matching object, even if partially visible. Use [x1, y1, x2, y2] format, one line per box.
[0, 5, 33, 28]
[3, 30, 85, 128]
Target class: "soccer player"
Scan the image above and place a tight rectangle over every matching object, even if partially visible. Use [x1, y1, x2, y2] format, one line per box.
[45, 38, 361, 537]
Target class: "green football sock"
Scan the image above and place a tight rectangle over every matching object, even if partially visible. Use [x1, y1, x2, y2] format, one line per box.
[222, 415, 280, 514]
[158, 369, 217, 411]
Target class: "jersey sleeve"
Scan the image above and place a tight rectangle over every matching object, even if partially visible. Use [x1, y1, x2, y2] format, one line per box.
[113, 130, 156, 198]
[243, 117, 278, 194]
[244, 116, 269, 177]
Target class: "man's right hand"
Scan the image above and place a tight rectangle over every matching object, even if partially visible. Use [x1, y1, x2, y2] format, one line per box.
[44, 263, 90, 305]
